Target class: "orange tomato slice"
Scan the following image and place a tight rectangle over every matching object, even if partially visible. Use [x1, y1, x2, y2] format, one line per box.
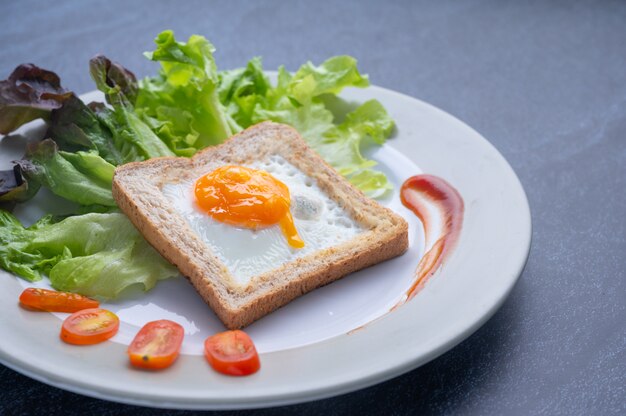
[19, 288, 99, 313]
[128, 320, 184, 370]
[60, 308, 119, 345]
[204, 330, 260, 376]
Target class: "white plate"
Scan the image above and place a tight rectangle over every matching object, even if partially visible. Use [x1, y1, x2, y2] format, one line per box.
[0, 85, 531, 409]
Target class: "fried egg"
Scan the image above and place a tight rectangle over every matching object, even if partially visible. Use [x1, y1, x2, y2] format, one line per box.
[194, 165, 304, 248]
[161, 156, 364, 286]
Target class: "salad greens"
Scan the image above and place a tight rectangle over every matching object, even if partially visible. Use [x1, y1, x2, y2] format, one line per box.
[88, 55, 175, 162]
[0, 211, 176, 298]
[0, 29, 396, 299]
[136, 31, 240, 154]
[135, 31, 394, 196]
[47, 95, 125, 165]
[17, 140, 116, 207]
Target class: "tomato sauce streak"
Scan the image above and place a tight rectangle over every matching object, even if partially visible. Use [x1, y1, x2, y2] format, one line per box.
[348, 174, 464, 335]
[400, 174, 464, 302]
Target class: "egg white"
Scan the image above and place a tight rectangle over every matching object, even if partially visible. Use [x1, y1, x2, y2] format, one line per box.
[161, 156, 363, 287]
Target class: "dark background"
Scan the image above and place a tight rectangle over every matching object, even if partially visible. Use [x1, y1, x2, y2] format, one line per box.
[1, 1, 625, 415]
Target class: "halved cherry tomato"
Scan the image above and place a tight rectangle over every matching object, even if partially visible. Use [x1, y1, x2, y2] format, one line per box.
[204, 330, 260, 376]
[19, 288, 99, 313]
[128, 320, 184, 370]
[60, 308, 119, 345]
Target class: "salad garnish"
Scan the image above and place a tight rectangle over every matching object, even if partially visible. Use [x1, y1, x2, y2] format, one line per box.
[19, 287, 99, 312]
[60, 308, 119, 345]
[204, 330, 261, 376]
[127, 320, 185, 370]
[0, 30, 395, 299]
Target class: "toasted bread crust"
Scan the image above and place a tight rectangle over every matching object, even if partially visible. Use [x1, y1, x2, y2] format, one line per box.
[113, 122, 408, 328]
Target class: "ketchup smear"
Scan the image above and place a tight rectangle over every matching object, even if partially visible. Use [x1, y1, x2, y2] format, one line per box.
[399, 174, 464, 302]
[348, 174, 464, 334]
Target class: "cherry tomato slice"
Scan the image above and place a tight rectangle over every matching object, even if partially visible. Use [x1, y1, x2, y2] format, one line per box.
[128, 320, 184, 370]
[204, 330, 260, 376]
[19, 288, 99, 313]
[60, 308, 119, 345]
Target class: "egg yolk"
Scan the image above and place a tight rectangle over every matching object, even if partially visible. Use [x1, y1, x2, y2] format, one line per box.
[194, 165, 304, 249]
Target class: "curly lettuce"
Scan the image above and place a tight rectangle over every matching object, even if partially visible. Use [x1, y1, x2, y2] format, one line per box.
[247, 64, 393, 198]
[16, 139, 116, 206]
[135, 31, 395, 197]
[0, 211, 178, 298]
[88, 55, 175, 161]
[135, 30, 240, 155]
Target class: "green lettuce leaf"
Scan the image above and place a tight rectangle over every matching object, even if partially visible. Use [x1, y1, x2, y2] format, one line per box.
[136, 30, 240, 154]
[0, 210, 178, 298]
[89, 56, 175, 161]
[312, 99, 394, 198]
[245, 62, 393, 198]
[0, 211, 48, 281]
[137, 106, 199, 157]
[16, 139, 116, 206]
[286, 55, 369, 104]
[48, 95, 173, 167]
[91, 103, 175, 161]
[218, 57, 270, 128]
[47, 95, 125, 165]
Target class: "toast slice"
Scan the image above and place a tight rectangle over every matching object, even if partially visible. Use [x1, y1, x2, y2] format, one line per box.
[112, 122, 408, 328]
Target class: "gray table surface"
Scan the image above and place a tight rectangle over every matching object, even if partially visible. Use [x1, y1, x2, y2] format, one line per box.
[1, 1, 624, 415]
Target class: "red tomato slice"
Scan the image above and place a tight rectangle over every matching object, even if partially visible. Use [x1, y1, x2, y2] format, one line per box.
[128, 320, 184, 370]
[204, 330, 260, 376]
[19, 288, 99, 313]
[60, 308, 119, 345]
